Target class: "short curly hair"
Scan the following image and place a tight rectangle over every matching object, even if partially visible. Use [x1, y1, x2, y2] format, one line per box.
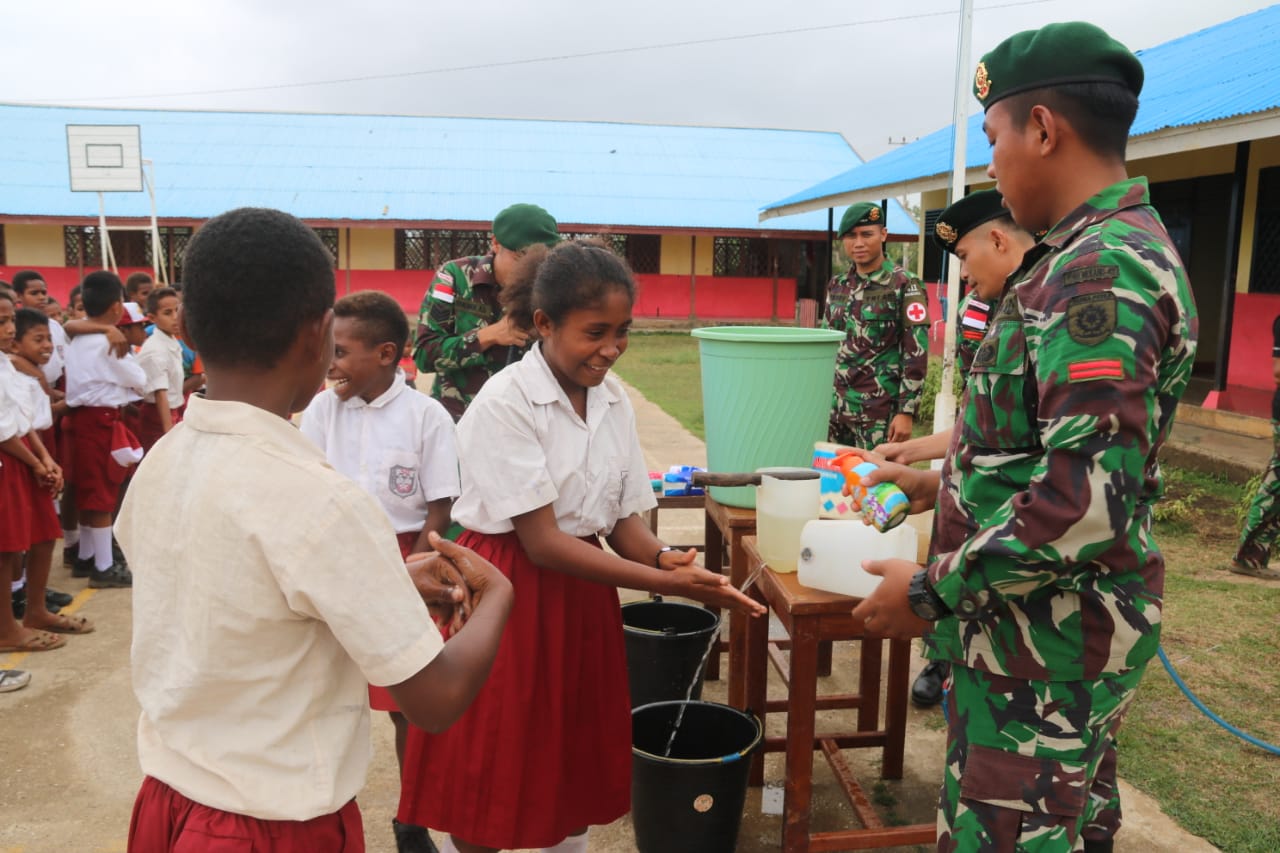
[181, 208, 335, 368]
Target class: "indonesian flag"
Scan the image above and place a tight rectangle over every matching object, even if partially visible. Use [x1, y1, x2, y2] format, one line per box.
[431, 270, 455, 304]
[962, 299, 990, 341]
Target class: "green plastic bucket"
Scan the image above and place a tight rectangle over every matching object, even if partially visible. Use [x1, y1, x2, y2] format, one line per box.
[691, 326, 844, 508]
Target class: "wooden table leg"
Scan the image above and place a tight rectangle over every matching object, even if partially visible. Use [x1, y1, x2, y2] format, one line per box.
[857, 637, 882, 734]
[817, 640, 833, 677]
[782, 618, 820, 853]
[745, 578, 770, 786]
[703, 509, 725, 682]
[882, 638, 911, 780]
[726, 530, 754, 703]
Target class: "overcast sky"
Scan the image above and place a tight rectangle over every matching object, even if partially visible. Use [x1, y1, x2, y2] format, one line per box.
[4, 0, 1274, 162]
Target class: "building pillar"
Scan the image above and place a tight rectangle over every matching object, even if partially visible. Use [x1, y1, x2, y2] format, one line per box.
[1207, 140, 1252, 404]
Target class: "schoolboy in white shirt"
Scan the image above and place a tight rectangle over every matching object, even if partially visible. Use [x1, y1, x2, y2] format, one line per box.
[135, 287, 186, 451]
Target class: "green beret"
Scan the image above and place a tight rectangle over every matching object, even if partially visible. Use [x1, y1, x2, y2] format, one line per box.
[974, 21, 1143, 110]
[492, 203, 560, 251]
[837, 202, 884, 238]
[932, 190, 1008, 255]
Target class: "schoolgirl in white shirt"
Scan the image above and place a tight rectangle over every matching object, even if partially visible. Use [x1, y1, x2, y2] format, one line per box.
[396, 240, 764, 853]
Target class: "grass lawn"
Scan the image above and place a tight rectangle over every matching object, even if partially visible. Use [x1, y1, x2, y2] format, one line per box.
[615, 331, 1280, 852]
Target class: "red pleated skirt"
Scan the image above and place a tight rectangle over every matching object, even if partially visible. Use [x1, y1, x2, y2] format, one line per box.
[0, 437, 60, 552]
[396, 530, 632, 849]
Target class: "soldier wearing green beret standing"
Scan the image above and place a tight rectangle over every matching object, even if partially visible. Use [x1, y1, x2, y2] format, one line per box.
[876, 189, 1038, 709]
[414, 203, 561, 422]
[847, 22, 1198, 853]
[822, 202, 929, 449]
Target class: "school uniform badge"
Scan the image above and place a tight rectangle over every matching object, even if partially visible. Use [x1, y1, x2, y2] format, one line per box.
[389, 465, 418, 498]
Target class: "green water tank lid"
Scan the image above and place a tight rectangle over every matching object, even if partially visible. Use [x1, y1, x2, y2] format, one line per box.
[690, 326, 845, 344]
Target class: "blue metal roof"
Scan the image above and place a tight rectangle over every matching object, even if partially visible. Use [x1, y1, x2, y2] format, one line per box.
[0, 103, 913, 233]
[764, 4, 1280, 214]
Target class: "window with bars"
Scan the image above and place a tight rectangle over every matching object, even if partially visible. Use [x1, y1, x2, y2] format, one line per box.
[396, 229, 492, 270]
[1251, 167, 1280, 294]
[145, 226, 193, 283]
[65, 226, 103, 269]
[626, 234, 660, 274]
[313, 228, 340, 267]
[713, 236, 769, 277]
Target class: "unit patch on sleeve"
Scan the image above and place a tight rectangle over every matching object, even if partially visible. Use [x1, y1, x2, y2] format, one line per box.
[1065, 291, 1117, 346]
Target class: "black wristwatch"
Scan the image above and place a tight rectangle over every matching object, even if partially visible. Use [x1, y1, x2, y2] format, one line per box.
[654, 546, 677, 569]
[907, 570, 950, 621]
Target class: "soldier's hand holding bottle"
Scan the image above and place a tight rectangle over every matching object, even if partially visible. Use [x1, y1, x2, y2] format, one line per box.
[838, 447, 941, 516]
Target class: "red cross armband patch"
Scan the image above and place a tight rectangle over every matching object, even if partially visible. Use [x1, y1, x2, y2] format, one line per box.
[1067, 358, 1125, 382]
[905, 297, 929, 325]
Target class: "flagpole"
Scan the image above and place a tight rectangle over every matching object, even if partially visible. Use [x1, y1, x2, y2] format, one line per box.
[932, 0, 975, 459]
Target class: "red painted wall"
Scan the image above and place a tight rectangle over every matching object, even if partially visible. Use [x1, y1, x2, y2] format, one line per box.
[2, 265, 796, 321]
[1227, 292, 1280, 390]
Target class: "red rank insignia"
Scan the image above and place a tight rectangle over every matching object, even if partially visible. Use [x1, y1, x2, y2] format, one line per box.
[1068, 358, 1124, 382]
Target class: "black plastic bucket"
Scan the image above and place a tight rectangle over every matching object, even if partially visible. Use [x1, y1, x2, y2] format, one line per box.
[631, 700, 762, 853]
[621, 599, 720, 709]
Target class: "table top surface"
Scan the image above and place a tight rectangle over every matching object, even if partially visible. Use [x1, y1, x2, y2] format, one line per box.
[704, 494, 758, 529]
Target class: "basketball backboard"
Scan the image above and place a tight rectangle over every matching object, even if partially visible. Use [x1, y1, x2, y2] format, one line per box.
[66, 124, 143, 192]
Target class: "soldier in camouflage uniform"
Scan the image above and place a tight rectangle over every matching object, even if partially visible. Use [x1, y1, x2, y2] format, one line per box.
[876, 189, 1038, 708]
[1231, 313, 1280, 580]
[849, 23, 1198, 853]
[414, 203, 560, 421]
[823, 202, 929, 448]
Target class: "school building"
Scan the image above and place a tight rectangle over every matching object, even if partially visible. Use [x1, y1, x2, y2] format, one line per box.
[762, 4, 1280, 419]
[0, 104, 916, 323]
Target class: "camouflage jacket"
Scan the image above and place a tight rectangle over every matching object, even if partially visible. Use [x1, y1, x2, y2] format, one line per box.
[823, 259, 929, 423]
[413, 253, 529, 422]
[926, 177, 1198, 681]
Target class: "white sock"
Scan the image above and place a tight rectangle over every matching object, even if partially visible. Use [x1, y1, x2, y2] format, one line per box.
[78, 526, 95, 560]
[10, 579, 24, 593]
[91, 527, 114, 572]
[63, 527, 79, 549]
[439, 837, 460, 853]
[542, 831, 589, 853]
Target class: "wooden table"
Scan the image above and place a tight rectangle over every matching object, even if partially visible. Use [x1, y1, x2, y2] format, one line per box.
[702, 495, 757, 688]
[741, 535, 935, 852]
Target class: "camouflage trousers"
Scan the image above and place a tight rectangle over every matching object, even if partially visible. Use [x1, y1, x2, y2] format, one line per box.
[937, 664, 1145, 852]
[830, 385, 894, 449]
[1234, 420, 1280, 570]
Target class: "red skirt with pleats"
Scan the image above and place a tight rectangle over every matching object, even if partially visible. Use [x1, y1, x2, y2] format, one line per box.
[396, 530, 632, 849]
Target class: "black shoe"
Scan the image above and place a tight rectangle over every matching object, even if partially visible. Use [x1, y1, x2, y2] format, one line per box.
[11, 587, 26, 620]
[112, 537, 128, 567]
[46, 588, 74, 608]
[71, 555, 95, 579]
[1083, 840, 1114, 853]
[392, 819, 440, 853]
[911, 660, 950, 708]
[63, 544, 77, 567]
[89, 563, 133, 589]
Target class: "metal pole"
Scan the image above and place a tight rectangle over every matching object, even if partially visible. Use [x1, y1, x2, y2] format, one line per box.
[97, 192, 115, 272]
[933, 0, 974, 451]
[143, 159, 166, 285]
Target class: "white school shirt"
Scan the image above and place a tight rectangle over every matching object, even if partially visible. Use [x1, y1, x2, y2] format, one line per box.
[116, 396, 444, 821]
[64, 333, 146, 408]
[136, 327, 185, 405]
[0, 358, 32, 444]
[299, 372, 460, 535]
[41, 320, 68, 386]
[12, 371, 53, 432]
[452, 343, 657, 536]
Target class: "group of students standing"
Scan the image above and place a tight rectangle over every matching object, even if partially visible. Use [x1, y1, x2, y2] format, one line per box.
[1, 269, 199, 693]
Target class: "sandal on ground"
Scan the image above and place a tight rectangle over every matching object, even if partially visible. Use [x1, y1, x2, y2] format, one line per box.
[37, 612, 95, 635]
[0, 630, 67, 653]
[0, 669, 32, 693]
[1228, 560, 1280, 580]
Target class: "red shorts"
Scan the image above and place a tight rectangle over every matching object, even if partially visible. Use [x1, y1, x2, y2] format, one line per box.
[69, 407, 135, 513]
[0, 438, 60, 552]
[128, 776, 364, 853]
[369, 530, 423, 713]
[135, 401, 184, 453]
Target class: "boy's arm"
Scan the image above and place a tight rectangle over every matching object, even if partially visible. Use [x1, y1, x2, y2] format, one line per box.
[387, 535, 513, 732]
[411, 497, 453, 554]
[64, 318, 130, 357]
[155, 389, 173, 432]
